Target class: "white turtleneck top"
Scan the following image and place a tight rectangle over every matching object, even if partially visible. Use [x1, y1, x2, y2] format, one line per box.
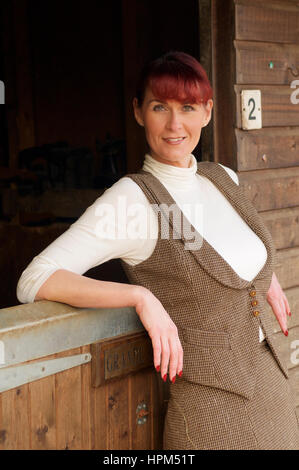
[16, 153, 267, 341]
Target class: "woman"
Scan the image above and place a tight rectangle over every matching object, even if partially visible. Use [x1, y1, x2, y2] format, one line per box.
[17, 51, 299, 450]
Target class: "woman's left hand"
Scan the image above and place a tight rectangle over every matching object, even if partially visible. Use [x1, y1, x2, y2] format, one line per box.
[266, 272, 291, 336]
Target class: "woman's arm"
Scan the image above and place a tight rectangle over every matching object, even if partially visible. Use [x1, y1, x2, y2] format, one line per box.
[17, 178, 182, 383]
[34, 268, 143, 307]
[35, 269, 183, 384]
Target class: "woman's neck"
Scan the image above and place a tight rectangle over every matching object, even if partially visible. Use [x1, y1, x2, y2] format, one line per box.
[141, 153, 198, 191]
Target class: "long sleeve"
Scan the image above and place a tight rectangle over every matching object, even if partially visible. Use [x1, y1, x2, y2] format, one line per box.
[16, 177, 158, 304]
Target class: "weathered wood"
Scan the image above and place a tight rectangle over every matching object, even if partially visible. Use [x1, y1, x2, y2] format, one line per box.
[235, 128, 299, 171]
[107, 375, 130, 449]
[131, 369, 152, 449]
[91, 332, 153, 387]
[94, 376, 108, 450]
[275, 247, 299, 290]
[261, 206, 299, 250]
[235, 0, 299, 44]
[235, 85, 299, 128]
[55, 347, 82, 450]
[30, 353, 57, 450]
[234, 40, 299, 85]
[0, 384, 30, 449]
[239, 166, 299, 211]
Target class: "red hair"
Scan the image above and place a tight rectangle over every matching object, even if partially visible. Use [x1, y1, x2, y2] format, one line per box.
[136, 51, 213, 106]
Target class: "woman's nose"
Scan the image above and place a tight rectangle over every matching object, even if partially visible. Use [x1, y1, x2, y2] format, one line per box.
[166, 112, 183, 131]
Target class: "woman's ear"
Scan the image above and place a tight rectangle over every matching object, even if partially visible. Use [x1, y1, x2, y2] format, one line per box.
[133, 97, 144, 127]
[203, 99, 213, 126]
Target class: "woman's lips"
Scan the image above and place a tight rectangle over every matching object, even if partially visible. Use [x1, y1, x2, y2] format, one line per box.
[163, 137, 186, 145]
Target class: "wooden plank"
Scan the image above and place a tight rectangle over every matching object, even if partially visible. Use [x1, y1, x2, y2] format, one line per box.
[234, 40, 299, 85]
[55, 347, 82, 450]
[107, 375, 130, 449]
[211, 0, 237, 169]
[131, 369, 152, 449]
[275, 247, 299, 290]
[94, 378, 108, 449]
[235, 1, 299, 44]
[30, 353, 57, 450]
[261, 206, 299, 250]
[235, 128, 299, 171]
[235, 85, 299, 128]
[0, 384, 30, 449]
[239, 166, 299, 211]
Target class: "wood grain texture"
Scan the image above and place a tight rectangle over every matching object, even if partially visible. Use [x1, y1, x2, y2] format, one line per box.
[235, 1, 299, 44]
[30, 353, 57, 450]
[261, 207, 299, 250]
[235, 40, 299, 85]
[275, 247, 299, 289]
[55, 347, 82, 449]
[107, 375, 130, 449]
[130, 369, 152, 449]
[239, 167, 299, 211]
[235, 128, 299, 171]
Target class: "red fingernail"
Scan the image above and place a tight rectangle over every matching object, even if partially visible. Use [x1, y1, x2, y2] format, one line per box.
[171, 376, 176, 384]
[163, 374, 167, 382]
[178, 370, 183, 377]
[284, 330, 289, 337]
[156, 365, 160, 372]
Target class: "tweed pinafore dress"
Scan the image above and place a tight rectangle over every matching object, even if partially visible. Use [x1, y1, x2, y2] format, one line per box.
[120, 161, 299, 450]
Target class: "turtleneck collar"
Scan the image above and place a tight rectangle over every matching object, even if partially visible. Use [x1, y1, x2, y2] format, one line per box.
[141, 153, 198, 191]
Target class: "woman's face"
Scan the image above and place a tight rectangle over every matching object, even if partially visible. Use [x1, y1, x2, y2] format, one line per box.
[133, 86, 213, 168]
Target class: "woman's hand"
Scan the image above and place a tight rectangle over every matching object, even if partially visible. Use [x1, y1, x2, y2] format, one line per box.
[266, 272, 291, 336]
[135, 287, 183, 383]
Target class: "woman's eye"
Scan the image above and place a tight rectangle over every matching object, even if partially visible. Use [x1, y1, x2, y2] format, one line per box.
[183, 105, 195, 111]
[153, 104, 166, 111]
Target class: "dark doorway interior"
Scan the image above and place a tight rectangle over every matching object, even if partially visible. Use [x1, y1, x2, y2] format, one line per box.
[0, 0, 200, 308]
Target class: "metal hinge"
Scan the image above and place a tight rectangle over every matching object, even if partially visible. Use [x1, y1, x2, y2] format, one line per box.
[0, 353, 91, 393]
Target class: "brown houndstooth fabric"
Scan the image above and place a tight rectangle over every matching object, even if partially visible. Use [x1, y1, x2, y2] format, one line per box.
[120, 161, 299, 450]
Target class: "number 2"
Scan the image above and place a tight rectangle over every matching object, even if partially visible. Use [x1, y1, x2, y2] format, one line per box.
[248, 98, 256, 120]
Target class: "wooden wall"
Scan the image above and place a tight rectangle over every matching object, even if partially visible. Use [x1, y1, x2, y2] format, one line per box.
[212, 0, 299, 416]
[0, 343, 168, 449]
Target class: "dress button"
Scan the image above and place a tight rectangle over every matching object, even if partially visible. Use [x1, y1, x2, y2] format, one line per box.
[253, 310, 260, 317]
[249, 290, 256, 297]
[251, 300, 258, 307]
